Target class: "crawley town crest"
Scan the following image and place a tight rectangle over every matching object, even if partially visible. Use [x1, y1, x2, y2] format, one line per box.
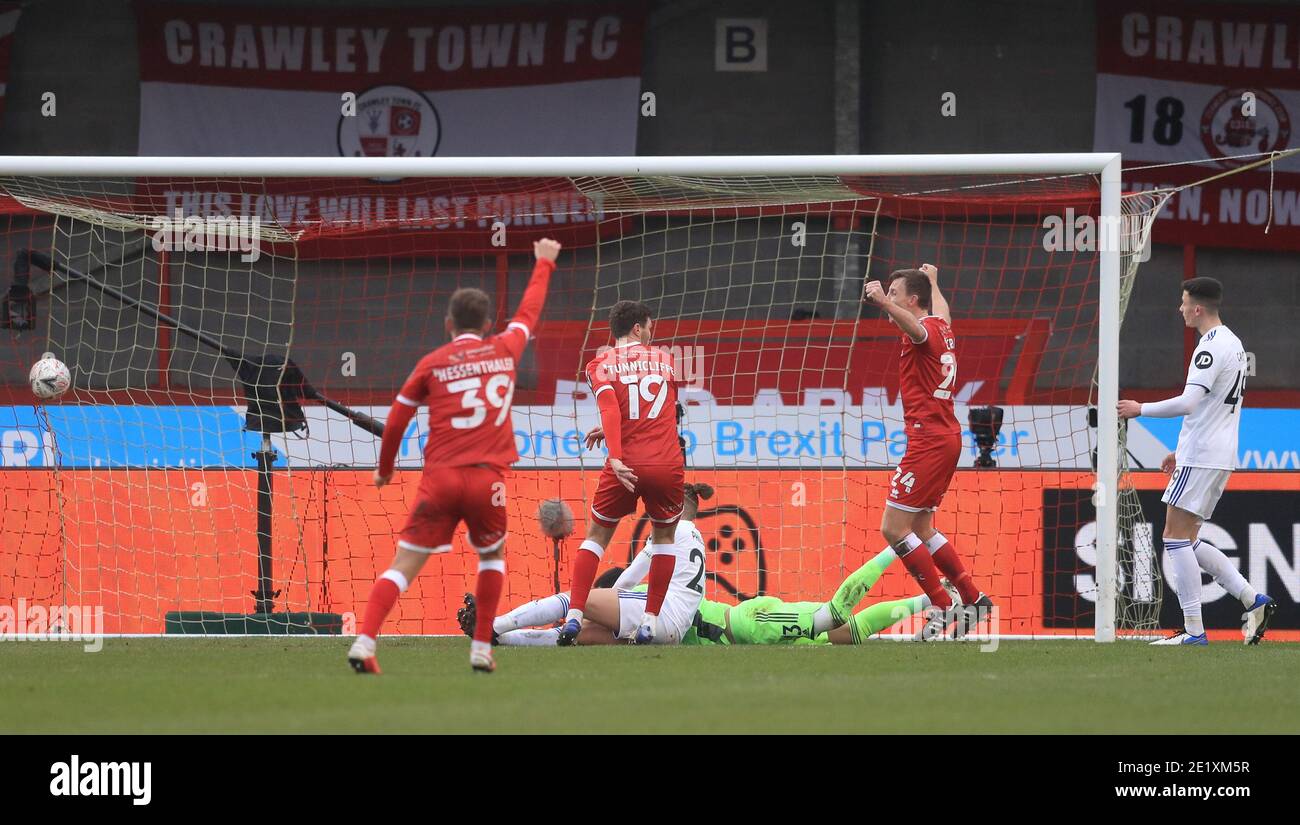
[1200, 87, 1291, 168]
[338, 85, 442, 159]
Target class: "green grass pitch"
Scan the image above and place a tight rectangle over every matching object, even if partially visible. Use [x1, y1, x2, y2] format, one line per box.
[4, 638, 1297, 734]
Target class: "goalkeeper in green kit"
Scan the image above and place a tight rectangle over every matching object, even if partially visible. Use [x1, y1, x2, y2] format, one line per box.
[679, 546, 934, 646]
[461, 544, 938, 647]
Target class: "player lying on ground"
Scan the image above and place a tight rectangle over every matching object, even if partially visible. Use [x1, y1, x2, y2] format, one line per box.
[461, 544, 941, 646]
[1118, 276, 1276, 646]
[561, 300, 688, 645]
[462, 483, 714, 646]
[347, 237, 562, 675]
[862, 264, 993, 639]
[678, 547, 940, 646]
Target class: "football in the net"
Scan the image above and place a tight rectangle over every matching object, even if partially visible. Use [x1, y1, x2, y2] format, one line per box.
[29, 357, 71, 400]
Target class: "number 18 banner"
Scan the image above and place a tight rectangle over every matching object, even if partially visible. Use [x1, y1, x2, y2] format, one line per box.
[1094, 0, 1300, 251]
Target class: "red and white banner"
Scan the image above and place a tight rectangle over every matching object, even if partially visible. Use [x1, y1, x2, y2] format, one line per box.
[135, 2, 645, 157]
[1095, 0, 1300, 250]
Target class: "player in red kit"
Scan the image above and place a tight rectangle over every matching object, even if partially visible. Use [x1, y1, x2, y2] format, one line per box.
[348, 237, 561, 674]
[558, 300, 686, 645]
[862, 264, 993, 639]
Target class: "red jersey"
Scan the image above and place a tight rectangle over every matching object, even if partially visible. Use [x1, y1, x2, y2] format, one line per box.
[378, 258, 554, 473]
[585, 342, 681, 467]
[899, 314, 962, 437]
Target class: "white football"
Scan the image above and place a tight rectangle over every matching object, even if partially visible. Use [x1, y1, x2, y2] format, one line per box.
[29, 357, 71, 400]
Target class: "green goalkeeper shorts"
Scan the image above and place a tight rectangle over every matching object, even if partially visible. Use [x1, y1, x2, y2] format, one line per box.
[726, 597, 826, 645]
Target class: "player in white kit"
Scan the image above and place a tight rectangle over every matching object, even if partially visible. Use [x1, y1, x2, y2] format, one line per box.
[457, 483, 712, 646]
[603, 514, 707, 644]
[1118, 277, 1276, 646]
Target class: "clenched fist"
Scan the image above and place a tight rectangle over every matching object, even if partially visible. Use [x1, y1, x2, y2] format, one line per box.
[533, 238, 562, 262]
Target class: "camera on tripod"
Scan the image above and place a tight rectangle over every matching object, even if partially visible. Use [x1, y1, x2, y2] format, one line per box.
[968, 406, 1005, 468]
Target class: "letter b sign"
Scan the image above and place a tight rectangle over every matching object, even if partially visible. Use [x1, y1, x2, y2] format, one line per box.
[716, 19, 767, 72]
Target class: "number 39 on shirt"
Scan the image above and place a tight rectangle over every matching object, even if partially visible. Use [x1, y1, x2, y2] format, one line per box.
[449, 374, 516, 429]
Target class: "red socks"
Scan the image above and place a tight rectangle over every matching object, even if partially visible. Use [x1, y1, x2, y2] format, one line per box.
[360, 571, 405, 639]
[897, 539, 953, 608]
[363, 559, 509, 646]
[568, 540, 604, 613]
[930, 540, 979, 604]
[645, 549, 676, 616]
[474, 560, 505, 644]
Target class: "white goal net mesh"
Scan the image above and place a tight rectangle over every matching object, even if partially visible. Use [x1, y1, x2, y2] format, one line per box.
[0, 164, 1163, 637]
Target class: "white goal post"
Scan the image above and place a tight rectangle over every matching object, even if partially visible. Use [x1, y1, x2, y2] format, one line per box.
[0, 152, 1126, 642]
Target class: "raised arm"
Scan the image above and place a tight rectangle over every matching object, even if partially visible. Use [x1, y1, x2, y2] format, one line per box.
[920, 263, 951, 324]
[864, 279, 927, 343]
[505, 238, 561, 343]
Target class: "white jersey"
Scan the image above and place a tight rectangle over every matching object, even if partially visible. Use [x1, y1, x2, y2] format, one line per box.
[1175, 324, 1246, 471]
[613, 519, 706, 639]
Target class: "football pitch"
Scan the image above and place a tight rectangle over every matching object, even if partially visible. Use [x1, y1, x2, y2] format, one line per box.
[4, 638, 1298, 734]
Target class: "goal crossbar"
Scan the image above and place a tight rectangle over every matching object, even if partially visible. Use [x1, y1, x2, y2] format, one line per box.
[0, 153, 1122, 179]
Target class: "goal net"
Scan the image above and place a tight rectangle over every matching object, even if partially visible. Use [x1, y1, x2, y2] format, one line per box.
[0, 155, 1161, 640]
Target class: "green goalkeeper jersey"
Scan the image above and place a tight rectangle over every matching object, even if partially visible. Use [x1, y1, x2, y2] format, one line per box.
[626, 585, 829, 646]
[635, 548, 912, 646]
[680, 596, 828, 646]
[682, 598, 732, 645]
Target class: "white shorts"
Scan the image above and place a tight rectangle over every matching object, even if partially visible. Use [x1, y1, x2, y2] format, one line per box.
[1162, 466, 1231, 520]
[615, 589, 694, 645]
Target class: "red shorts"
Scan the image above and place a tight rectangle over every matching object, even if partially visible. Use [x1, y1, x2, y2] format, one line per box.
[590, 463, 685, 527]
[887, 433, 962, 512]
[399, 465, 508, 554]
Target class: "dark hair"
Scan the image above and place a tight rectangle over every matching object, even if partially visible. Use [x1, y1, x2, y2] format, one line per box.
[682, 482, 715, 518]
[1183, 276, 1223, 310]
[449, 288, 491, 332]
[609, 300, 652, 338]
[594, 567, 624, 590]
[888, 270, 933, 312]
